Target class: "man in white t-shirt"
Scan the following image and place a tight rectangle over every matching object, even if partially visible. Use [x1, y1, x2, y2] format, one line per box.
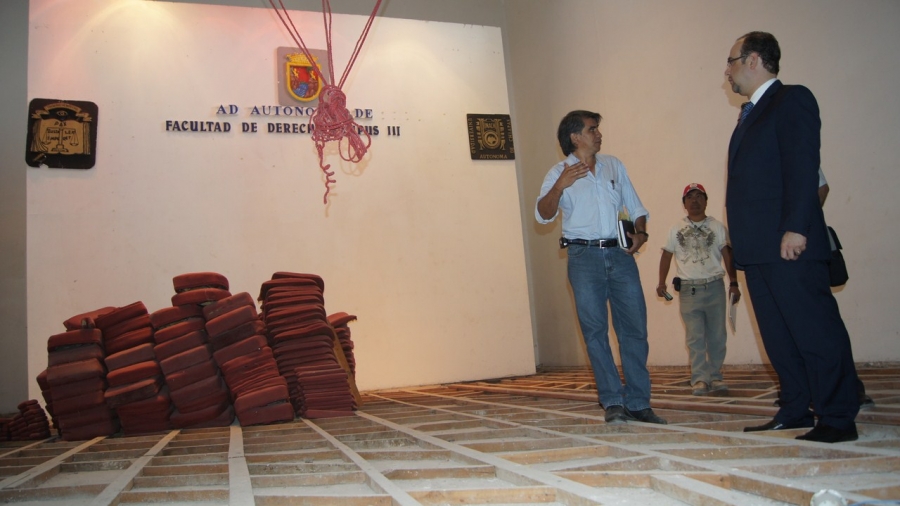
[657, 183, 741, 395]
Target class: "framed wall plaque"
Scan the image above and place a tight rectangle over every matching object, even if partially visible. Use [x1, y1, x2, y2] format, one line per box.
[467, 114, 514, 160]
[26, 98, 98, 169]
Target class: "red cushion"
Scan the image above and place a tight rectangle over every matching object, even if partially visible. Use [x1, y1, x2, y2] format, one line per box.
[258, 278, 322, 301]
[202, 292, 256, 321]
[48, 343, 104, 367]
[52, 389, 107, 416]
[47, 329, 103, 351]
[234, 383, 290, 412]
[209, 321, 266, 351]
[327, 312, 358, 328]
[105, 343, 155, 372]
[172, 272, 229, 293]
[165, 359, 218, 391]
[62, 307, 117, 331]
[212, 334, 268, 368]
[103, 314, 152, 341]
[154, 330, 208, 362]
[168, 374, 224, 406]
[153, 317, 206, 344]
[49, 376, 105, 403]
[206, 305, 258, 338]
[105, 326, 155, 355]
[170, 403, 232, 429]
[171, 288, 231, 307]
[46, 359, 105, 386]
[105, 377, 162, 408]
[106, 361, 161, 387]
[149, 304, 204, 330]
[59, 416, 119, 441]
[94, 301, 148, 331]
[235, 401, 294, 427]
[159, 344, 212, 376]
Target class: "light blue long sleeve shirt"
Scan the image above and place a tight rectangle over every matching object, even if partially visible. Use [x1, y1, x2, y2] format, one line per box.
[535, 153, 649, 240]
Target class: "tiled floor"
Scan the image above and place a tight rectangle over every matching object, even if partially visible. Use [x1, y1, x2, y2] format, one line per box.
[1, 365, 898, 505]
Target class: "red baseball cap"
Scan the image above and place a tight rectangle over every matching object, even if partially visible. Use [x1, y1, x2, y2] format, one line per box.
[683, 183, 707, 197]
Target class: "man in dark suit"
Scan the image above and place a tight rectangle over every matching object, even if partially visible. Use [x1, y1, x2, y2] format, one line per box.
[724, 31, 860, 443]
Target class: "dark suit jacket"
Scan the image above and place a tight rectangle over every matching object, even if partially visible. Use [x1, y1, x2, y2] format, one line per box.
[726, 80, 831, 268]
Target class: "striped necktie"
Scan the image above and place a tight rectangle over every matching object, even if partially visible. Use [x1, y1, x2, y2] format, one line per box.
[738, 101, 754, 126]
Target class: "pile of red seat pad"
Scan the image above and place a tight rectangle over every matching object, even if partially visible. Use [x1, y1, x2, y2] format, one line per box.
[151, 272, 234, 429]
[37, 307, 116, 433]
[94, 302, 173, 436]
[204, 292, 293, 427]
[259, 272, 356, 419]
[43, 307, 120, 441]
[328, 312, 358, 376]
[4, 400, 51, 441]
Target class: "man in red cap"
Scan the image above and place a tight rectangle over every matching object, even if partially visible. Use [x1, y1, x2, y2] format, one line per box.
[657, 183, 741, 396]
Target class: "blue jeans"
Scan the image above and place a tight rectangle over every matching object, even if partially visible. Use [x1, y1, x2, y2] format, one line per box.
[566, 245, 651, 410]
[679, 278, 727, 385]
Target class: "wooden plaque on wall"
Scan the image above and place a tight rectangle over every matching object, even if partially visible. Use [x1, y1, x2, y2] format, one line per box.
[26, 98, 98, 169]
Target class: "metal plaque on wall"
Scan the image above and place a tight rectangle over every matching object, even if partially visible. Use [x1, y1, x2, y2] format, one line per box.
[467, 114, 514, 160]
[26, 98, 98, 169]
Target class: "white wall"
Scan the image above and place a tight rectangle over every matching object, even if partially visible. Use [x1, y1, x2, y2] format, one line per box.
[507, 0, 900, 367]
[25, 0, 535, 400]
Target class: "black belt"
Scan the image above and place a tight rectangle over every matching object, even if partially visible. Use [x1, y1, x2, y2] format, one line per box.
[559, 237, 618, 249]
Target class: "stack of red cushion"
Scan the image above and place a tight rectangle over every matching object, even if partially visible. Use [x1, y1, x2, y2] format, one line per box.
[44, 305, 126, 441]
[259, 272, 356, 418]
[328, 312, 358, 376]
[91, 302, 172, 436]
[45, 328, 118, 441]
[204, 292, 292, 427]
[6, 400, 51, 441]
[153, 272, 234, 429]
[37, 307, 116, 433]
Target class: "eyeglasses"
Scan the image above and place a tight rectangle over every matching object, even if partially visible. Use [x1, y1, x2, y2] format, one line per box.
[726, 53, 749, 67]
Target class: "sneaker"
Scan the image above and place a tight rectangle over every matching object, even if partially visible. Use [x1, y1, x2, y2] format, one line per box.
[625, 407, 667, 425]
[709, 380, 729, 393]
[692, 381, 709, 396]
[604, 405, 634, 425]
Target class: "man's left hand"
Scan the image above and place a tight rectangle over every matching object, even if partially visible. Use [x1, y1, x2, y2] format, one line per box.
[626, 232, 648, 255]
[728, 285, 741, 304]
[780, 231, 807, 261]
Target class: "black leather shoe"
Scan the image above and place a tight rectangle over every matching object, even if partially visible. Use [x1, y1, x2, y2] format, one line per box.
[604, 405, 634, 424]
[743, 418, 814, 432]
[796, 423, 858, 443]
[625, 407, 667, 425]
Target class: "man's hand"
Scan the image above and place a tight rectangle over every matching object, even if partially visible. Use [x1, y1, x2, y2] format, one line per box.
[537, 160, 591, 220]
[655, 284, 668, 298]
[556, 160, 590, 190]
[626, 231, 647, 255]
[780, 231, 807, 261]
[728, 285, 741, 304]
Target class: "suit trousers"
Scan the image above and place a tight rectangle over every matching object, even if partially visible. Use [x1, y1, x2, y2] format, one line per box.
[744, 260, 859, 430]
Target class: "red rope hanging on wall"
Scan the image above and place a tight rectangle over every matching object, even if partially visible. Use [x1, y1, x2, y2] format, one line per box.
[269, 0, 382, 204]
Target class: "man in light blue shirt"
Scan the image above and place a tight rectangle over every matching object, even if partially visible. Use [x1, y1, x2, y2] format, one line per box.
[536, 110, 665, 425]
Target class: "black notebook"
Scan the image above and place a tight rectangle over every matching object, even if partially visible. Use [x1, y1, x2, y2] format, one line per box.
[617, 220, 635, 250]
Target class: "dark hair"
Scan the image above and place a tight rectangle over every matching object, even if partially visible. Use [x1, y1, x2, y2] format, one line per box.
[557, 110, 601, 156]
[739, 31, 780, 75]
